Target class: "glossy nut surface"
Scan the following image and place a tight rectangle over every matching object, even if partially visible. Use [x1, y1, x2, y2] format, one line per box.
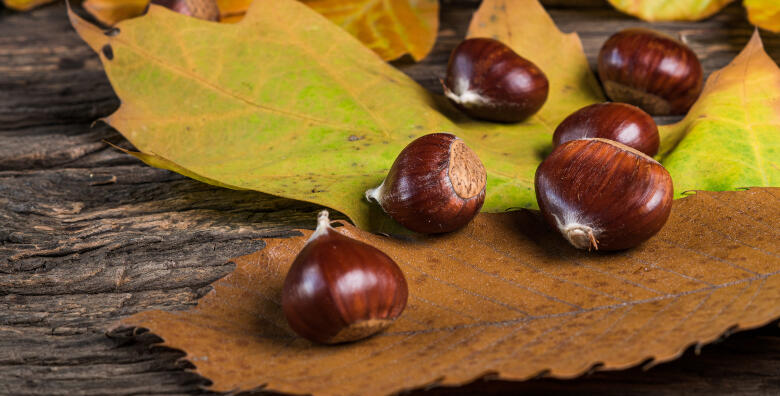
[535, 138, 673, 251]
[366, 133, 486, 234]
[443, 38, 549, 122]
[598, 28, 703, 115]
[282, 211, 408, 344]
[152, 0, 220, 21]
[553, 102, 660, 156]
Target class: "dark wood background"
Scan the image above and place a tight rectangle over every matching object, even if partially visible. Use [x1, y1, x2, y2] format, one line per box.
[1, 0, 779, 394]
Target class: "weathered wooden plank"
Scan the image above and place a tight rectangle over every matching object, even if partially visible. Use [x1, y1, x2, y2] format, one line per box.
[1, 1, 779, 395]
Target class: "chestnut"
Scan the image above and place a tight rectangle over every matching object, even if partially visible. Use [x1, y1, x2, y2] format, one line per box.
[282, 211, 408, 344]
[553, 102, 660, 156]
[442, 38, 549, 122]
[598, 28, 703, 115]
[535, 138, 673, 251]
[151, 0, 219, 21]
[366, 133, 486, 234]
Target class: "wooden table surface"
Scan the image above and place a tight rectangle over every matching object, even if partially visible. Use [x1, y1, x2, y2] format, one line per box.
[1, 1, 779, 395]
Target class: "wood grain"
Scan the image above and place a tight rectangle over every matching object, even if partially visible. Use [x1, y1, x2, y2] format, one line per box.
[1, 1, 779, 394]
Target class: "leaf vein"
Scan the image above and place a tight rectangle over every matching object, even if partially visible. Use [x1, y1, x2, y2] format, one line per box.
[108, 35, 371, 135]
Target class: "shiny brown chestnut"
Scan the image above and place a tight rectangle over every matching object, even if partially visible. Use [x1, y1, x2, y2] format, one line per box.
[598, 28, 703, 115]
[442, 38, 549, 122]
[282, 211, 408, 344]
[151, 0, 219, 21]
[553, 102, 660, 156]
[366, 133, 486, 234]
[535, 138, 673, 251]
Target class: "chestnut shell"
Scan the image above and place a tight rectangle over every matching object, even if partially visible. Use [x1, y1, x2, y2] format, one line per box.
[367, 133, 486, 234]
[598, 28, 703, 115]
[553, 102, 660, 156]
[443, 38, 549, 122]
[282, 214, 408, 344]
[535, 138, 673, 251]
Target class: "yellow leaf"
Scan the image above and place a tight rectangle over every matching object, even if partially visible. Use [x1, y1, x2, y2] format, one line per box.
[607, 0, 734, 21]
[659, 31, 780, 196]
[83, 0, 148, 26]
[745, 0, 780, 32]
[217, 0, 252, 23]
[80, 0, 438, 61]
[2, 0, 56, 11]
[83, 0, 252, 25]
[301, 0, 439, 61]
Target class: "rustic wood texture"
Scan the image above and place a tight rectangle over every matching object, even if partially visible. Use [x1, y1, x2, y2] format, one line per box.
[0, 1, 778, 395]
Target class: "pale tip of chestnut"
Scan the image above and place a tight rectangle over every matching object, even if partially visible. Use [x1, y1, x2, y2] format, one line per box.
[310, 209, 334, 240]
[364, 181, 384, 204]
[441, 77, 493, 108]
[561, 222, 599, 251]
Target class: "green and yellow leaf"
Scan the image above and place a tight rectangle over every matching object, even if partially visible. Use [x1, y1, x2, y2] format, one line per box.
[659, 31, 780, 195]
[67, 0, 602, 232]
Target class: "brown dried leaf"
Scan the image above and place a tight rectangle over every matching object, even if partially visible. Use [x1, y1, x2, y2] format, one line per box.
[120, 188, 780, 395]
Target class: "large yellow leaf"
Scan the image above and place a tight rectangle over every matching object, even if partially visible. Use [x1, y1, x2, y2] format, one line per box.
[83, 0, 148, 25]
[218, 0, 442, 59]
[217, 0, 251, 23]
[2, 0, 55, 11]
[119, 188, 780, 395]
[67, 0, 602, 232]
[82, 0, 253, 25]
[81, 0, 439, 61]
[659, 31, 780, 196]
[607, 0, 734, 21]
[302, 0, 439, 61]
[745, 0, 780, 32]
